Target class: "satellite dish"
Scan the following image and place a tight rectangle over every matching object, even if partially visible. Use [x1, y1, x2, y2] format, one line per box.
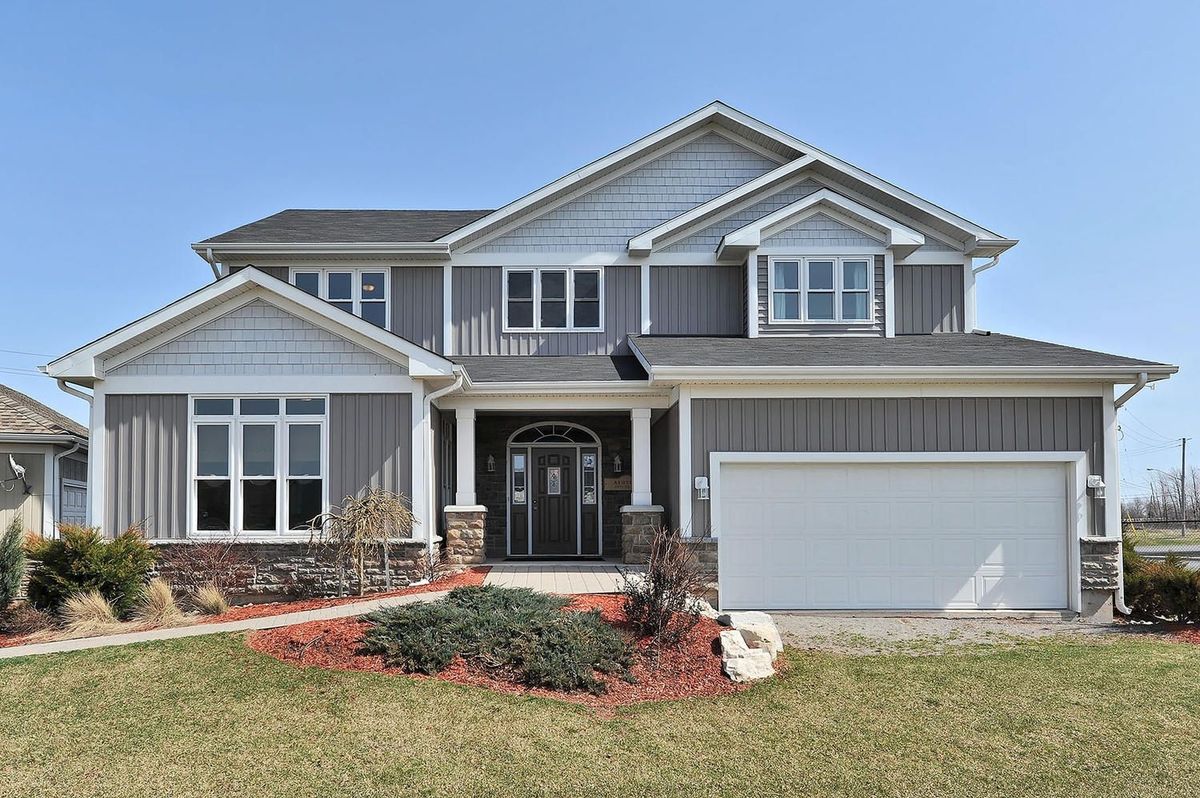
[6, 454, 30, 494]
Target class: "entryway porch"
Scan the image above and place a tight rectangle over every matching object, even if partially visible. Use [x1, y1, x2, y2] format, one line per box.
[482, 559, 635, 594]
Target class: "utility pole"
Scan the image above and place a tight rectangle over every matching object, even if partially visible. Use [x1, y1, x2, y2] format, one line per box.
[1183, 438, 1191, 537]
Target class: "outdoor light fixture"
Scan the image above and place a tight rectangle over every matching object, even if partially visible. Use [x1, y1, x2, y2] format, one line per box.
[486, 454, 496, 473]
[1087, 475, 1106, 499]
[613, 454, 622, 474]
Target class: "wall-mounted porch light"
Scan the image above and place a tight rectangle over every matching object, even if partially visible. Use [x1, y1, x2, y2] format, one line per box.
[486, 454, 496, 473]
[613, 454, 623, 474]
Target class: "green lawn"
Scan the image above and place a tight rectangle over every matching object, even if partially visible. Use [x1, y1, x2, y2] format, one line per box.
[2, 634, 1200, 797]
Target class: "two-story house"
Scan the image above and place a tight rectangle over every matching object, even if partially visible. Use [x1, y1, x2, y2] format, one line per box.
[44, 102, 1176, 620]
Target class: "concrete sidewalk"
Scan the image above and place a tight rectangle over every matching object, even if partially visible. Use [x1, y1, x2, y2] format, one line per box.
[0, 589, 449, 661]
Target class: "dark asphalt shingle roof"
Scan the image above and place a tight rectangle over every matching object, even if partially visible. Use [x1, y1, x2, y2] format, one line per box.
[0, 384, 87, 438]
[454, 356, 648, 383]
[628, 333, 1171, 370]
[199, 209, 494, 244]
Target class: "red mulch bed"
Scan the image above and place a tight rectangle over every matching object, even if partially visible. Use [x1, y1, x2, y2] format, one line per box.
[213, 566, 491, 622]
[247, 593, 748, 710]
[1174, 628, 1200, 645]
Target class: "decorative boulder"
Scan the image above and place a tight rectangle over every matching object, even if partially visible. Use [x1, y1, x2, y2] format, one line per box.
[720, 630, 775, 682]
[688, 596, 720, 620]
[717, 611, 784, 662]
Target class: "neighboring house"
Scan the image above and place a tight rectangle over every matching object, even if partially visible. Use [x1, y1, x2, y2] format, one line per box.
[44, 102, 1177, 618]
[0, 384, 88, 535]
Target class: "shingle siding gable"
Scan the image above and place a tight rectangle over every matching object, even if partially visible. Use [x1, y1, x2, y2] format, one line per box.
[470, 133, 779, 252]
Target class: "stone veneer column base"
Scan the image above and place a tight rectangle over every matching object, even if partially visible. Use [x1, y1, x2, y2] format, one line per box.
[1079, 536, 1121, 624]
[444, 505, 488, 567]
[620, 505, 663, 564]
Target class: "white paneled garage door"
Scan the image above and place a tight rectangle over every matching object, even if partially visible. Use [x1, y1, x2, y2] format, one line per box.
[716, 459, 1070, 610]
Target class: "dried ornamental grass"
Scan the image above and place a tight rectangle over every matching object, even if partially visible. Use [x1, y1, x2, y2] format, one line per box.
[133, 578, 187, 626]
[191, 583, 229, 615]
[59, 589, 125, 636]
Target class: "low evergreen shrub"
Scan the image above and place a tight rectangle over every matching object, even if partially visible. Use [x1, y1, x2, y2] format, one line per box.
[363, 585, 632, 694]
[25, 525, 156, 617]
[1124, 532, 1200, 622]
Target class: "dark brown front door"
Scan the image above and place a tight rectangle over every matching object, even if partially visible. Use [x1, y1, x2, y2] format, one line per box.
[532, 448, 578, 555]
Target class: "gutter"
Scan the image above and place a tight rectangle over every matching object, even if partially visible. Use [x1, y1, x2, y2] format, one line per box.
[203, 247, 221, 281]
[421, 368, 466, 558]
[972, 253, 1002, 274]
[1112, 371, 1151, 616]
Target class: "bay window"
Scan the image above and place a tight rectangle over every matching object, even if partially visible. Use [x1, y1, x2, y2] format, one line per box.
[192, 396, 326, 538]
[769, 256, 874, 323]
[504, 267, 603, 331]
[290, 268, 389, 328]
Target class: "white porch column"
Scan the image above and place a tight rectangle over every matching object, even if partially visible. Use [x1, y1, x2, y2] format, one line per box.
[630, 408, 653, 506]
[454, 407, 477, 506]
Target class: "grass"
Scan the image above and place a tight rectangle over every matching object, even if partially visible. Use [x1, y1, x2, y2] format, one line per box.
[2, 634, 1200, 797]
[1129, 527, 1200, 547]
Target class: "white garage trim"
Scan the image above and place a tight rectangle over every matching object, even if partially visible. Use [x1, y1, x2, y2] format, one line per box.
[709, 450, 1090, 613]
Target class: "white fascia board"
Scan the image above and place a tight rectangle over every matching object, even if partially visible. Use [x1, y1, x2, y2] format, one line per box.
[191, 242, 451, 259]
[437, 393, 672, 411]
[964, 236, 1020, 257]
[717, 189, 925, 260]
[627, 155, 816, 254]
[641, 365, 1179, 384]
[45, 267, 455, 380]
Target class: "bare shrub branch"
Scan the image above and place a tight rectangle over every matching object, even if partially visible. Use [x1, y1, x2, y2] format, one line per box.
[308, 488, 417, 596]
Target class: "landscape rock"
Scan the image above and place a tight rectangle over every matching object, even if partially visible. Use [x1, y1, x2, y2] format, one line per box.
[688, 596, 720, 620]
[716, 611, 784, 661]
[719, 629, 775, 682]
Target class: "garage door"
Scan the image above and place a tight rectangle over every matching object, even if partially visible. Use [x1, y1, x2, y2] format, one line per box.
[717, 460, 1069, 610]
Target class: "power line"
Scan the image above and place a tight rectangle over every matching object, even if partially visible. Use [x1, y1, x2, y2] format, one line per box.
[1123, 409, 1177, 445]
[0, 348, 53, 358]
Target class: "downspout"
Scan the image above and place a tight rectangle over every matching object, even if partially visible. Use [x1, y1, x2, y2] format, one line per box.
[972, 253, 1002, 275]
[204, 247, 221, 281]
[422, 367, 466, 558]
[1111, 371, 1150, 616]
[55, 379, 93, 537]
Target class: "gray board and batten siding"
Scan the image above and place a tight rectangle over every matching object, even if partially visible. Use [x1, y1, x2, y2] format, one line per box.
[649, 265, 744, 336]
[894, 264, 966, 334]
[104, 393, 414, 540]
[452, 265, 640, 355]
[688, 396, 1106, 536]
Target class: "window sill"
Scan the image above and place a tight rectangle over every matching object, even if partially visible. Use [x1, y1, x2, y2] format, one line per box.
[767, 319, 877, 326]
[501, 328, 605, 335]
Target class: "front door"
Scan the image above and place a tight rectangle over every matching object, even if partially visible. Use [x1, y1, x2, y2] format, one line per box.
[532, 448, 578, 556]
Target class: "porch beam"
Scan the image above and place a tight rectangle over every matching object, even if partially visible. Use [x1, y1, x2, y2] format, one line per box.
[454, 408, 477, 506]
[630, 408, 653, 506]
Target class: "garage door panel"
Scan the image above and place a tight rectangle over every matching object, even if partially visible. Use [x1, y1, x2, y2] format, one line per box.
[718, 460, 1069, 610]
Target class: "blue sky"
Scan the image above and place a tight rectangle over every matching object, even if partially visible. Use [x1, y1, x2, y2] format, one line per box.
[1, 1, 1196, 497]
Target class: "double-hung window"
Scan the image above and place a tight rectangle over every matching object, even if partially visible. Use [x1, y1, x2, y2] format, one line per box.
[504, 267, 603, 331]
[770, 256, 874, 323]
[192, 397, 326, 538]
[290, 268, 389, 328]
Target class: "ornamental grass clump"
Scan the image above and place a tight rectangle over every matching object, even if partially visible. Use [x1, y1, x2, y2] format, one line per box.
[132, 578, 187, 627]
[363, 585, 632, 695]
[59, 589, 124, 636]
[190, 583, 230, 616]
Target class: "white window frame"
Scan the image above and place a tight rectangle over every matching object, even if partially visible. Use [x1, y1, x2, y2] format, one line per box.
[502, 266, 604, 333]
[289, 267, 391, 329]
[188, 395, 329, 541]
[767, 255, 875, 325]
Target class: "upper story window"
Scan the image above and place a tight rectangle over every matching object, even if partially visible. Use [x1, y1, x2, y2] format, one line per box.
[290, 268, 389, 328]
[769, 256, 873, 324]
[192, 396, 326, 538]
[503, 267, 603, 332]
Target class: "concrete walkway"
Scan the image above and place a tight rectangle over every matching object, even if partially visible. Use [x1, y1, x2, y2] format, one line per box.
[0, 589, 449, 661]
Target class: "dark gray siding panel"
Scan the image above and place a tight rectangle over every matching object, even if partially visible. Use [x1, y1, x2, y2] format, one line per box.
[650, 266, 743, 336]
[391, 266, 443, 352]
[229, 264, 289, 281]
[650, 404, 679, 528]
[690, 397, 1105, 535]
[757, 255, 886, 336]
[895, 264, 966, 334]
[452, 266, 640, 355]
[329, 394, 412, 503]
[105, 395, 188, 539]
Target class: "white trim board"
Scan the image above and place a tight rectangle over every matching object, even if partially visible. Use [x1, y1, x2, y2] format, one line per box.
[705, 449, 1090, 613]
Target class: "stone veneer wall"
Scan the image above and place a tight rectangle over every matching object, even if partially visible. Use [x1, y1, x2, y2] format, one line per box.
[1080, 537, 1120, 591]
[474, 413, 632, 558]
[154, 541, 427, 602]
